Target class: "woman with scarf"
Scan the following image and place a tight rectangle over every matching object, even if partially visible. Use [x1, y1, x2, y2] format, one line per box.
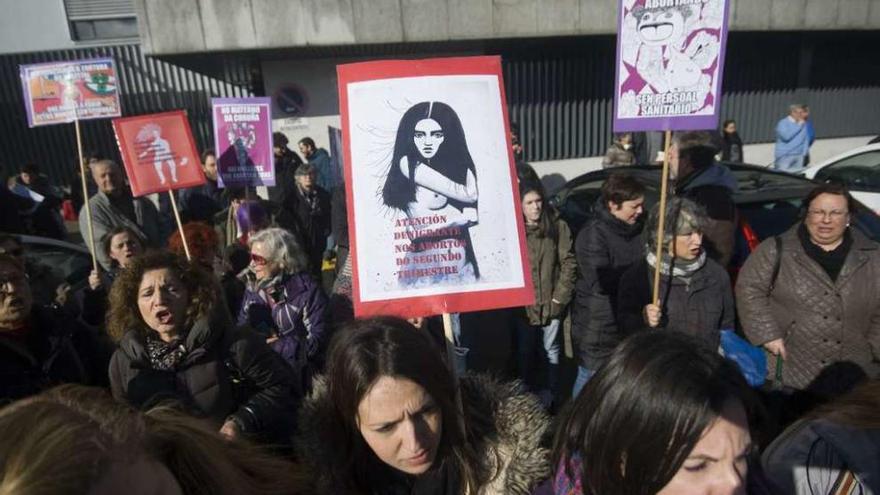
[107, 251, 297, 444]
[617, 197, 734, 351]
[238, 227, 327, 392]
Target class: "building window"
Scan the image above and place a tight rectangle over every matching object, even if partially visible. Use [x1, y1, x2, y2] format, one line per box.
[64, 0, 138, 42]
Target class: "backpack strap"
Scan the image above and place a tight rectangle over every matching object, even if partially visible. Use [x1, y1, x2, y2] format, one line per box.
[768, 236, 783, 294]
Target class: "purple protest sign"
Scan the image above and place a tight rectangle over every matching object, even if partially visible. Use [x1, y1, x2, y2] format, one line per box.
[212, 97, 274, 188]
[613, 0, 731, 132]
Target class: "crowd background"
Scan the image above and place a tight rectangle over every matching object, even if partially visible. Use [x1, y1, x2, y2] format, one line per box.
[0, 120, 878, 494]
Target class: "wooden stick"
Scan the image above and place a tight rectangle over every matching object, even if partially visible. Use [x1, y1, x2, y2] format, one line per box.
[167, 190, 191, 260]
[652, 130, 673, 305]
[441, 313, 459, 382]
[75, 119, 98, 271]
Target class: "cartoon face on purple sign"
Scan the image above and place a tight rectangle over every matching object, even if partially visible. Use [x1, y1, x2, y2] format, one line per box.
[614, 0, 730, 132]
[211, 97, 274, 188]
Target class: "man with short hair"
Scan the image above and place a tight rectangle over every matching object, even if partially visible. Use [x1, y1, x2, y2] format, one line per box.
[669, 131, 738, 267]
[774, 104, 810, 173]
[277, 163, 331, 276]
[298, 137, 337, 192]
[78, 160, 165, 270]
[178, 150, 225, 224]
[0, 254, 108, 401]
[271, 132, 304, 202]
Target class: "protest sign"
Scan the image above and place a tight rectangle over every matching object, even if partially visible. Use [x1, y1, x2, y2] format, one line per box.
[212, 97, 274, 188]
[112, 111, 205, 197]
[338, 56, 534, 318]
[19, 58, 121, 127]
[613, 0, 731, 132]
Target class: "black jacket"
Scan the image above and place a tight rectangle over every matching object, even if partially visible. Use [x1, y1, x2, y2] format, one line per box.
[617, 257, 735, 351]
[178, 178, 225, 224]
[571, 205, 644, 369]
[674, 163, 738, 267]
[1, 306, 110, 403]
[109, 316, 298, 439]
[277, 185, 332, 272]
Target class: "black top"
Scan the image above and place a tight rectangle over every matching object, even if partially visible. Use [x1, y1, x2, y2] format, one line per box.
[798, 224, 852, 282]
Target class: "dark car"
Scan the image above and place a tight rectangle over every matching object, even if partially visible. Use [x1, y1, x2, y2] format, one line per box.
[550, 163, 880, 270]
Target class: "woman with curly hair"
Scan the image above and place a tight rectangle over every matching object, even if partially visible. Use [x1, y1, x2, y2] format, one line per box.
[107, 251, 298, 444]
[0, 384, 309, 494]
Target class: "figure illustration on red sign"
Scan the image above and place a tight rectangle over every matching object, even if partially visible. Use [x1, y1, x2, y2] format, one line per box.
[112, 111, 204, 197]
[135, 123, 190, 185]
[382, 101, 480, 287]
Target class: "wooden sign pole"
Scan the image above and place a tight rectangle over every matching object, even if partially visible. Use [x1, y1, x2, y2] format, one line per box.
[167, 190, 191, 260]
[652, 130, 673, 305]
[74, 118, 98, 271]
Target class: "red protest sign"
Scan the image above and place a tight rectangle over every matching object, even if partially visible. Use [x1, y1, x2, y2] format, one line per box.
[112, 111, 205, 197]
[338, 56, 534, 318]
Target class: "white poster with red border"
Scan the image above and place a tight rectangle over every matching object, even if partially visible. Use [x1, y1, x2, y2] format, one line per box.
[338, 56, 534, 318]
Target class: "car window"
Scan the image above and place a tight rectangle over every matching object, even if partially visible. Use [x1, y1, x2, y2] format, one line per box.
[815, 151, 880, 192]
[555, 175, 658, 234]
[24, 243, 92, 287]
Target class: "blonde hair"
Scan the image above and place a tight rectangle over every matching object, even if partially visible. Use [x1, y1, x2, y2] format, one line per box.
[0, 385, 309, 495]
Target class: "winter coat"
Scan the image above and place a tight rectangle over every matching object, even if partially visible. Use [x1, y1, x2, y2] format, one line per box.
[524, 218, 576, 326]
[79, 191, 165, 271]
[178, 178, 224, 224]
[297, 374, 552, 495]
[277, 185, 332, 274]
[721, 132, 744, 163]
[617, 257, 735, 350]
[109, 316, 298, 438]
[269, 148, 304, 202]
[571, 204, 644, 369]
[238, 271, 328, 387]
[601, 143, 636, 168]
[80, 269, 117, 327]
[309, 148, 338, 192]
[762, 418, 880, 495]
[735, 225, 880, 390]
[674, 162, 738, 267]
[1, 306, 110, 402]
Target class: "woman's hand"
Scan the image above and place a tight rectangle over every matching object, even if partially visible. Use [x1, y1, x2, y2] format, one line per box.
[219, 420, 240, 440]
[643, 304, 662, 328]
[88, 270, 102, 290]
[763, 338, 787, 360]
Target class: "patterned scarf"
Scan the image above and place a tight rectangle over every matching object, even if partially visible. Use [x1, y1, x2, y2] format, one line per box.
[146, 333, 188, 371]
[646, 249, 707, 282]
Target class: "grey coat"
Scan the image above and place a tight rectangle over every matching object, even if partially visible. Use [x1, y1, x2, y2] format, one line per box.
[735, 226, 880, 390]
[78, 191, 165, 270]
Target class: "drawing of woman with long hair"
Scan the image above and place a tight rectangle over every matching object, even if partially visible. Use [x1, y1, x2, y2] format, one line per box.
[382, 101, 480, 287]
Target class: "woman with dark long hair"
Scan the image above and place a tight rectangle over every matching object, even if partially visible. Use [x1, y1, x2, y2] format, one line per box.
[382, 101, 480, 286]
[553, 331, 770, 495]
[298, 316, 551, 494]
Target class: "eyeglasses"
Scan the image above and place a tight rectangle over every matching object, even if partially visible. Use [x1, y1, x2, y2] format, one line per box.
[807, 209, 848, 220]
[250, 253, 268, 266]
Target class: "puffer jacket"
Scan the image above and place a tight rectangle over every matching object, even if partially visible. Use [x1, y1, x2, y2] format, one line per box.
[297, 374, 551, 495]
[617, 257, 735, 351]
[109, 315, 298, 439]
[571, 204, 644, 369]
[524, 217, 576, 326]
[238, 271, 328, 386]
[735, 225, 880, 390]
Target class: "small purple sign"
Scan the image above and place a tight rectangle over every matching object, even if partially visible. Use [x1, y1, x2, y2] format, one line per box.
[613, 0, 731, 132]
[212, 97, 274, 188]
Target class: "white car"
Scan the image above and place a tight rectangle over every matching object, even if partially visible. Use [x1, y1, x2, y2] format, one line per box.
[802, 142, 880, 213]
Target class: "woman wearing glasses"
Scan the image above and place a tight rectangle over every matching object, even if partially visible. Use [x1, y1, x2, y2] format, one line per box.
[238, 227, 328, 393]
[736, 184, 880, 392]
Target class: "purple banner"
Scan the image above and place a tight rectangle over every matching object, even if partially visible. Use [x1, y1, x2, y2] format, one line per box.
[613, 0, 731, 132]
[212, 97, 274, 188]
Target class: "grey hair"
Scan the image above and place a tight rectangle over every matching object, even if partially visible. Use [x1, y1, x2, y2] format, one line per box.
[789, 103, 807, 113]
[248, 227, 309, 274]
[644, 197, 708, 253]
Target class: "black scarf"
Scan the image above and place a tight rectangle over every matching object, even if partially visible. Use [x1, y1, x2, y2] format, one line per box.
[145, 333, 188, 371]
[798, 223, 852, 282]
[368, 459, 460, 495]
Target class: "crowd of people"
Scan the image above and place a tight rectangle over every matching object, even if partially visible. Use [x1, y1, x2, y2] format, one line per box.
[1, 123, 879, 494]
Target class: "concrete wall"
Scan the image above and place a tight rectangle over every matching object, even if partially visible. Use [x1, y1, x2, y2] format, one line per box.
[0, 0, 79, 54]
[136, 0, 880, 55]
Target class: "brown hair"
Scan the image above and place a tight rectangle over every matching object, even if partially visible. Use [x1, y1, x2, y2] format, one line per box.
[601, 172, 646, 207]
[320, 317, 492, 493]
[0, 385, 309, 495]
[100, 226, 145, 268]
[672, 131, 718, 169]
[802, 183, 858, 217]
[106, 251, 220, 341]
[808, 379, 880, 429]
[168, 223, 220, 267]
[0, 254, 24, 274]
